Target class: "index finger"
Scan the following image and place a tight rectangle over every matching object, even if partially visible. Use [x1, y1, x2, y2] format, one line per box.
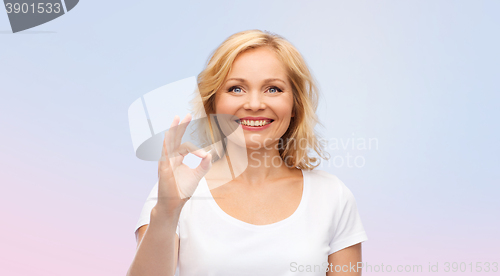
[164, 115, 180, 159]
[173, 113, 192, 150]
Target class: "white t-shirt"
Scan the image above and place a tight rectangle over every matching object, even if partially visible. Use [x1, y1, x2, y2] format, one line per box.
[134, 169, 368, 276]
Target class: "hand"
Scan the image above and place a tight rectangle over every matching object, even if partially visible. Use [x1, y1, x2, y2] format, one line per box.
[156, 113, 212, 213]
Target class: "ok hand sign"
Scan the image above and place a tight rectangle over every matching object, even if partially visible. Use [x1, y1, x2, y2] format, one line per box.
[156, 113, 212, 213]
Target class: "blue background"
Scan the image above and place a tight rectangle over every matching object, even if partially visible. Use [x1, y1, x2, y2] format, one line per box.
[1, 1, 498, 275]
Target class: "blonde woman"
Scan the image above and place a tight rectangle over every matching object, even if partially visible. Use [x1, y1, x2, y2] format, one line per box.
[127, 30, 368, 276]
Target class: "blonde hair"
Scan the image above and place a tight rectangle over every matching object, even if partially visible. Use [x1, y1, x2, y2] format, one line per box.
[190, 29, 330, 170]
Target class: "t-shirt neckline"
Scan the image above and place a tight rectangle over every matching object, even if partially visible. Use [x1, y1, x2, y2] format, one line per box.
[202, 169, 309, 231]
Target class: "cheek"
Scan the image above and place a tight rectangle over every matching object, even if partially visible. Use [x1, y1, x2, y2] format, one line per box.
[214, 94, 232, 113]
[215, 97, 234, 113]
[279, 96, 295, 118]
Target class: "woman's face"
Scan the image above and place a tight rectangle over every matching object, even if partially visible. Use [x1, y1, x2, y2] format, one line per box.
[214, 46, 294, 150]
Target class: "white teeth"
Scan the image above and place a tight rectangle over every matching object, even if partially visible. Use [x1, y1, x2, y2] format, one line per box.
[240, 120, 272, 126]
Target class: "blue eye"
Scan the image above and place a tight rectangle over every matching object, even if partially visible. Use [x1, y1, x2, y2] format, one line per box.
[268, 86, 283, 94]
[228, 86, 243, 93]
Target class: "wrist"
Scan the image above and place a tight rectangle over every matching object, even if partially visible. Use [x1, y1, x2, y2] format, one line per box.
[151, 202, 184, 219]
[149, 206, 181, 231]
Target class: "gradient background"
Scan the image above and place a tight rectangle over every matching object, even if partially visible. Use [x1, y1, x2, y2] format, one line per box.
[1, 1, 498, 275]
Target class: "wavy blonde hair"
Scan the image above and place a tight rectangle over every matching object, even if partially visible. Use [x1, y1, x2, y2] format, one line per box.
[190, 29, 330, 170]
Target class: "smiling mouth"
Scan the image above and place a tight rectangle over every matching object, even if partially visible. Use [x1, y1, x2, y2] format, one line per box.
[236, 119, 274, 127]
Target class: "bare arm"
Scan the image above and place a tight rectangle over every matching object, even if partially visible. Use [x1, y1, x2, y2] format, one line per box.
[327, 243, 363, 276]
[126, 114, 212, 276]
[127, 209, 181, 276]
[135, 224, 179, 253]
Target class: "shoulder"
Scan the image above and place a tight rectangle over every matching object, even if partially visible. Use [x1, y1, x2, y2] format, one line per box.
[305, 169, 355, 202]
[305, 169, 347, 190]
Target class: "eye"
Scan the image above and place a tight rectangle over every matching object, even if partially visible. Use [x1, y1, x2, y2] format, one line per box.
[228, 86, 243, 93]
[267, 86, 283, 94]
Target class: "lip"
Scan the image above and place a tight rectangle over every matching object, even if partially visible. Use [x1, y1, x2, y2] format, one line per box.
[240, 122, 273, 131]
[238, 116, 274, 121]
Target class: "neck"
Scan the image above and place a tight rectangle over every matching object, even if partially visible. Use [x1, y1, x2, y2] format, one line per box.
[206, 137, 298, 187]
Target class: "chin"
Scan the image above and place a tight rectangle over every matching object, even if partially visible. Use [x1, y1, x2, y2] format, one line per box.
[245, 142, 265, 150]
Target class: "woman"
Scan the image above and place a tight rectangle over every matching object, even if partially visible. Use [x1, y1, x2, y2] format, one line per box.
[127, 30, 368, 276]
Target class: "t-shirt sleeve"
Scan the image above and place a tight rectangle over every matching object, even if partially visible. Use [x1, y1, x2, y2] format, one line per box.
[328, 180, 368, 255]
[134, 181, 180, 236]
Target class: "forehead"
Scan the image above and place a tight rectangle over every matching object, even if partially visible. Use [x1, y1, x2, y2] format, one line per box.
[227, 47, 289, 82]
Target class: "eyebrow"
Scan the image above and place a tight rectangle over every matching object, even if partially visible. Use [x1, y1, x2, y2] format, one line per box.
[225, 78, 286, 85]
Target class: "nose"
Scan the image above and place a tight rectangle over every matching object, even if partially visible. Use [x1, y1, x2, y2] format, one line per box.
[243, 91, 266, 111]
